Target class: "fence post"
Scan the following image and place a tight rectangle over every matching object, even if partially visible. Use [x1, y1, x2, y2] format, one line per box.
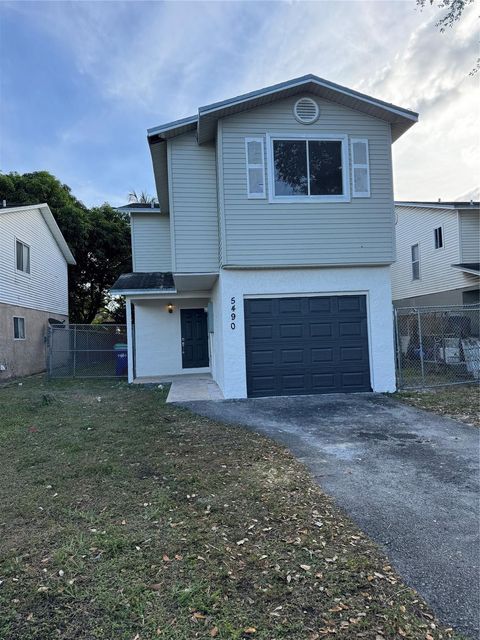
[73, 325, 77, 378]
[394, 308, 402, 389]
[417, 309, 425, 386]
[46, 327, 51, 379]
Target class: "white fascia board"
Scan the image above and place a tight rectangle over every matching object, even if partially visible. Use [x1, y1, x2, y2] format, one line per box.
[1, 203, 76, 264]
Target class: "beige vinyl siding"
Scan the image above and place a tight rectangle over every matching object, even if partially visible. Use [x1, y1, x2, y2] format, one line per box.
[131, 214, 172, 272]
[169, 132, 219, 272]
[220, 94, 395, 267]
[459, 210, 480, 262]
[0, 206, 68, 315]
[391, 206, 470, 301]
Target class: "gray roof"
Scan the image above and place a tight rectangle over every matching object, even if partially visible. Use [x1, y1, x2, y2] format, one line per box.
[451, 263, 480, 275]
[148, 74, 419, 145]
[111, 272, 175, 293]
[396, 201, 480, 210]
[116, 203, 160, 213]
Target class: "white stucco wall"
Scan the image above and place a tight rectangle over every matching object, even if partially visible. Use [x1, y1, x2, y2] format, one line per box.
[134, 298, 211, 377]
[213, 266, 396, 398]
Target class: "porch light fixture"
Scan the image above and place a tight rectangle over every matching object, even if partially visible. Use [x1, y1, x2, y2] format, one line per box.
[167, 303, 174, 314]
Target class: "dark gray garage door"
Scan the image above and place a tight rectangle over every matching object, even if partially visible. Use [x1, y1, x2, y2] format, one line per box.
[244, 295, 371, 397]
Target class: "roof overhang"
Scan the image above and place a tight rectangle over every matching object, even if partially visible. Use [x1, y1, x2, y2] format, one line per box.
[173, 272, 218, 292]
[396, 201, 480, 211]
[0, 203, 76, 265]
[116, 205, 162, 215]
[451, 263, 480, 276]
[147, 74, 418, 146]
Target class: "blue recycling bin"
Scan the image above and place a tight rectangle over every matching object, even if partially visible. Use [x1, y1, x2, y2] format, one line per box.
[114, 343, 128, 376]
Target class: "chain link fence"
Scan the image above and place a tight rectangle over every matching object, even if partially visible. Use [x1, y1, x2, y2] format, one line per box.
[47, 324, 128, 378]
[394, 305, 480, 389]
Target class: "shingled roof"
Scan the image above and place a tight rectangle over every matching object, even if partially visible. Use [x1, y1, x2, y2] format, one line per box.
[110, 272, 175, 293]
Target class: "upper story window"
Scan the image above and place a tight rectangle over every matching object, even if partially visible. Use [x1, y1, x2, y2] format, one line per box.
[434, 226, 444, 249]
[411, 243, 420, 280]
[245, 137, 266, 199]
[16, 239, 30, 274]
[351, 138, 370, 197]
[266, 134, 349, 203]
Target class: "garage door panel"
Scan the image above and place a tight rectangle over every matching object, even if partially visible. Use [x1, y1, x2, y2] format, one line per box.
[281, 373, 306, 391]
[337, 296, 364, 313]
[311, 347, 334, 362]
[278, 298, 302, 314]
[339, 321, 363, 336]
[311, 373, 337, 391]
[248, 324, 274, 340]
[341, 371, 369, 388]
[308, 297, 333, 313]
[280, 349, 306, 365]
[250, 349, 275, 366]
[340, 346, 365, 362]
[310, 322, 333, 337]
[279, 323, 304, 338]
[245, 295, 371, 397]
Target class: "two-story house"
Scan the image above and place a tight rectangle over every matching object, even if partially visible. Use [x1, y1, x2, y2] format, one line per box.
[111, 75, 418, 398]
[391, 201, 479, 307]
[0, 203, 75, 379]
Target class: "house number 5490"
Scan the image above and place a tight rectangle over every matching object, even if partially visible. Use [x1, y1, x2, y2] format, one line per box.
[230, 296, 236, 330]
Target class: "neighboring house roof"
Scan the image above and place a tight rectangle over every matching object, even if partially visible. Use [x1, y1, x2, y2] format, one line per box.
[396, 201, 480, 210]
[116, 203, 161, 214]
[451, 263, 480, 276]
[110, 271, 175, 294]
[148, 74, 419, 145]
[0, 203, 76, 265]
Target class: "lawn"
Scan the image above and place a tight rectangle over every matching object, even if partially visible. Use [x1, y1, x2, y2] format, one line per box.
[0, 377, 460, 640]
[394, 384, 479, 427]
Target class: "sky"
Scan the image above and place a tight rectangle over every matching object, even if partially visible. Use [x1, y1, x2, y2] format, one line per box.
[0, 0, 478, 207]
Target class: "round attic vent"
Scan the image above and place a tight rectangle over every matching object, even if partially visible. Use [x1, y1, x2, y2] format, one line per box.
[294, 97, 319, 124]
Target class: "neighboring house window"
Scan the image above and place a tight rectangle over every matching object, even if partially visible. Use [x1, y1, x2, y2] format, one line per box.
[245, 137, 266, 198]
[411, 243, 420, 280]
[351, 138, 370, 197]
[16, 239, 30, 273]
[267, 134, 349, 202]
[13, 317, 26, 340]
[434, 226, 444, 249]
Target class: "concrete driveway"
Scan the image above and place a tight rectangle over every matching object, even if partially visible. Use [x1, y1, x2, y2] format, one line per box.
[182, 393, 480, 638]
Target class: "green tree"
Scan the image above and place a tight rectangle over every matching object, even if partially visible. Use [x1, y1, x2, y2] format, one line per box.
[0, 171, 131, 323]
[128, 189, 157, 204]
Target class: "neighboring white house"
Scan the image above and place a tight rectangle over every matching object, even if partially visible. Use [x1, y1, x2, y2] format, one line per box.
[0, 203, 76, 379]
[391, 201, 479, 307]
[111, 74, 419, 398]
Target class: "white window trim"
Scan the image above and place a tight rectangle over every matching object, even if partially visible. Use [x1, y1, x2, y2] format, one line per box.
[351, 138, 370, 198]
[15, 237, 31, 277]
[245, 137, 266, 199]
[13, 316, 26, 340]
[411, 242, 421, 281]
[434, 225, 445, 250]
[266, 132, 350, 203]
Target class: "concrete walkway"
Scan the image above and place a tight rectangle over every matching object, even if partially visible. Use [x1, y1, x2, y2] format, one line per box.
[182, 393, 480, 638]
[134, 373, 224, 402]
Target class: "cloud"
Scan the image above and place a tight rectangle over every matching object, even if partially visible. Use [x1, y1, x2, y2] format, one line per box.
[1, 0, 478, 205]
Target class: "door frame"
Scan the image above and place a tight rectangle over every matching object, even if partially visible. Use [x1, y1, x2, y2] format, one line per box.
[180, 307, 210, 369]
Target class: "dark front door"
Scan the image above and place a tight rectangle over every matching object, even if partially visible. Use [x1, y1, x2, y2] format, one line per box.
[244, 295, 371, 397]
[181, 308, 209, 369]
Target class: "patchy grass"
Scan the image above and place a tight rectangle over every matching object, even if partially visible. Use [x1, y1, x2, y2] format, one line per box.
[395, 384, 479, 427]
[0, 377, 461, 639]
